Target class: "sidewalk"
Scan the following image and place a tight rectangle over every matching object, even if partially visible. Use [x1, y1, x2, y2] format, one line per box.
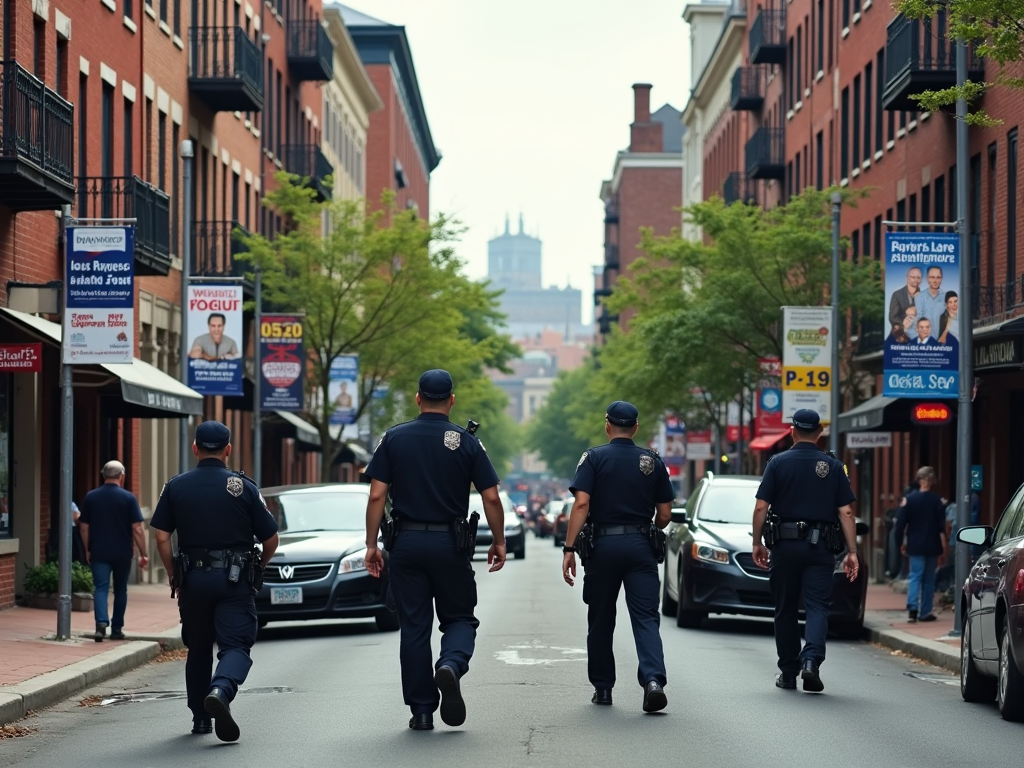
[863, 580, 960, 673]
[0, 583, 183, 726]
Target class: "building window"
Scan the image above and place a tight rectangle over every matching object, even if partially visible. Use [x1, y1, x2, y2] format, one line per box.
[171, 122, 180, 255]
[864, 63, 872, 161]
[787, 162, 793, 201]
[842, 0, 850, 29]
[101, 83, 114, 177]
[158, 112, 167, 190]
[862, 222, 871, 260]
[123, 98, 133, 178]
[816, 130, 824, 190]
[909, 193, 917, 232]
[159, 0, 167, 22]
[787, 38, 795, 109]
[840, 86, 849, 179]
[874, 215, 882, 260]
[795, 152, 801, 196]
[145, 98, 153, 179]
[33, 19, 44, 77]
[897, 199, 906, 227]
[125, 0, 133, 20]
[816, 0, 824, 72]
[875, 51, 884, 151]
[0, 375, 11, 539]
[1008, 130, 1018, 283]
[55, 36, 68, 98]
[851, 230, 860, 264]
[934, 175, 945, 224]
[852, 0, 860, 14]
[969, 154, 981, 289]
[78, 75, 87, 180]
[921, 185, 930, 232]
[796, 26, 803, 98]
[988, 143, 997, 287]
[852, 76, 861, 169]
[174, 0, 181, 35]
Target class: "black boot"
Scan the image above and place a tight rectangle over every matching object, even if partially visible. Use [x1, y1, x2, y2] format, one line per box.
[642, 681, 667, 713]
[801, 660, 824, 693]
[408, 714, 434, 730]
[204, 687, 240, 742]
[434, 666, 466, 727]
[591, 688, 613, 705]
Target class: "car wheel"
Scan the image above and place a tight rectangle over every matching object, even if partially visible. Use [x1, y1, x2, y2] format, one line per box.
[515, 545, 526, 559]
[674, 569, 704, 629]
[661, 562, 678, 617]
[961, 617, 996, 702]
[830, 619, 863, 640]
[998, 623, 1024, 720]
[375, 609, 401, 632]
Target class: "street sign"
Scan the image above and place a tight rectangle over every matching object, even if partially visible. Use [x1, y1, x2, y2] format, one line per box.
[782, 307, 833, 423]
[846, 431, 893, 449]
[64, 226, 134, 364]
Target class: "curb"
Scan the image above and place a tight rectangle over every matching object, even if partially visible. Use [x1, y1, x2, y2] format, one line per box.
[864, 618, 960, 674]
[0, 640, 161, 727]
[72, 625, 185, 651]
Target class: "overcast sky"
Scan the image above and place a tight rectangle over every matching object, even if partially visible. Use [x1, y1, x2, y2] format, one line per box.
[348, 1, 693, 323]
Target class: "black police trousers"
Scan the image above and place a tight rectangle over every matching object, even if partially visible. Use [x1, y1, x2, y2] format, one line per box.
[768, 539, 834, 674]
[388, 530, 479, 715]
[583, 533, 667, 689]
[178, 569, 258, 720]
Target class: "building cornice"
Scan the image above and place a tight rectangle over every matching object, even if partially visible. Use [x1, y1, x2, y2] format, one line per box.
[607, 152, 684, 193]
[324, 8, 384, 121]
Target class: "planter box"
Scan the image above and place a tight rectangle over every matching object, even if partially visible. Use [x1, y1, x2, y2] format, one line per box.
[25, 592, 94, 612]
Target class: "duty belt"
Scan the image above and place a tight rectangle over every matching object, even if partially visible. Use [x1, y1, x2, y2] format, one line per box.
[777, 521, 824, 540]
[181, 548, 236, 569]
[398, 522, 452, 533]
[594, 524, 651, 537]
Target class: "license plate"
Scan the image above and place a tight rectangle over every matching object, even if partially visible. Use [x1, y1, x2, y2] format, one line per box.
[270, 587, 303, 605]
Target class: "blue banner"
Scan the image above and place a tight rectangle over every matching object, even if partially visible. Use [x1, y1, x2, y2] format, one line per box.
[187, 284, 244, 396]
[328, 355, 359, 425]
[883, 231, 959, 398]
[259, 315, 305, 411]
[64, 226, 135, 364]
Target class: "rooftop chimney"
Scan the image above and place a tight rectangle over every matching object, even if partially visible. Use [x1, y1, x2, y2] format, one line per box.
[629, 83, 663, 153]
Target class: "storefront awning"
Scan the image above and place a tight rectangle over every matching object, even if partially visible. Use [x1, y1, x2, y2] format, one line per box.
[272, 410, 321, 448]
[347, 441, 371, 464]
[748, 431, 790, 451]
[837, 394, 899, 433]
[1, 307, 203, 416]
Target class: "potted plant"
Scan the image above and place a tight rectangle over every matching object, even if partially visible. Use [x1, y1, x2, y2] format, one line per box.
[23, 562, 95, 611]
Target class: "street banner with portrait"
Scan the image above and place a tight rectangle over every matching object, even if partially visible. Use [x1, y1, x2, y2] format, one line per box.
[782, 307, 833, 423]
[63, 226, 134, 364]
[756, 357, 783, 433]
[883, 231, 959, 398]
[187, 284, 243, 396]
[259, 315, 305, 411]
[328, 354, 359, 425]
[663, 414, 686, 465]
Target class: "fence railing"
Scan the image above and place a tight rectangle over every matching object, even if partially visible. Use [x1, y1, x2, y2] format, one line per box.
[0, 60, 74, 185]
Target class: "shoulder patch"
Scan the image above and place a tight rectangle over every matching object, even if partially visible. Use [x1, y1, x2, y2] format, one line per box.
[639, 454, 654, 475]
[815, 460, 830, 478]
[577, 451, 589, 469]
[443, 430, 461, 450]
[227, 476, 244, 497]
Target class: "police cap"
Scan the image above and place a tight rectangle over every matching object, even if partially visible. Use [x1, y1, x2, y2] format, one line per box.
[606, 400, 639, 427]
[194, 420, 231, 451]
[792, 409, 821, 430]
[418, 369, 454, 400]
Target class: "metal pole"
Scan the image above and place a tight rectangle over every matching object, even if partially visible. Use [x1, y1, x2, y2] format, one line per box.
[57, 205, 73, 640]
[953, 37, 973, 637]
[830, 191, 842, 455]
[179, 140, 194, 475]
[253, 264, 262, 486]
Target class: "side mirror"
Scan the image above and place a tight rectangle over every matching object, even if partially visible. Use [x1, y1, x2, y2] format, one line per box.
[670, 509, 688, 525]
[956, 526, 993, 548]
[855, 521, 870, 537]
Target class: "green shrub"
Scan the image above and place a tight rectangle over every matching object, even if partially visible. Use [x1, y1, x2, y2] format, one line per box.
[24, 561, 95, 594]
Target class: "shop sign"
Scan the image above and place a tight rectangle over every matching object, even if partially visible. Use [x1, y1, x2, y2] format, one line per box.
[0, 343, 42, 372]
[782, 307, 833, 423]
[846, 431, 893, 449]
[259, 315, 305, 411]
[911, 402, 952, 425]
[974, 337, 1022, 370]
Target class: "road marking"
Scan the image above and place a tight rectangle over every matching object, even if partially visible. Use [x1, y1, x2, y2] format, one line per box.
[495, 642, 587, 666]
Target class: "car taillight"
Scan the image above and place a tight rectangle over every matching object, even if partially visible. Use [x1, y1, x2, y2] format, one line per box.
[1015, 570, 1024, 597]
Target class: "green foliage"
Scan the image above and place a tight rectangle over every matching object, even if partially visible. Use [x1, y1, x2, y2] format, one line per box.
[24, 561, 94, 594]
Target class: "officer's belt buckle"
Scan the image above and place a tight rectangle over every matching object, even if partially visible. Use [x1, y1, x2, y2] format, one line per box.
[796, 522, 808, 532]
[195, 559, 205, 568]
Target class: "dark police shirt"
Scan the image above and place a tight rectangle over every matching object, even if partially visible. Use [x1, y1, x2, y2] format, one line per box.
[755, 443, 856, 523]
[150, 459, 278, 549]
[79, 484, 144, 561]
[569, 438, 675, 526]
[894, 490, 946, 557]
[364, 413, 500, 523]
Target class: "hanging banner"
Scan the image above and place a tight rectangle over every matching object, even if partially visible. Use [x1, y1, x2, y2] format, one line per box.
[259, 315, 305, 411]
[187, 284, 243, 396]
[782, 307, 833, 423]
[663, 413, 686, 465]
[64, 226, 134, 364]
[756, 356, 783, 433]
[328, 354, 359, 425]
[883, 231, 959, 398]
[686, 429, 714, 461]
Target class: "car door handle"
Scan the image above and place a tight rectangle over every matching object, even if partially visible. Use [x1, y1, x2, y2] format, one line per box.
[997, 559, 1008, 567]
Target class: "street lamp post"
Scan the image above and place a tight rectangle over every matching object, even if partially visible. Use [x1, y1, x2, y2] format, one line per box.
[253, 264, 263, 487]
[180, 140, 194, 475]
[830, 192, 842, 455]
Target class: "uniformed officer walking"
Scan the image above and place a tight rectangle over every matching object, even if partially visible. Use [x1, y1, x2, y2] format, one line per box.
[151, 421, 279, 741]
[562, 401, 674, 712]
[363, 369, 507, 731]
[751, 409, 858, 693]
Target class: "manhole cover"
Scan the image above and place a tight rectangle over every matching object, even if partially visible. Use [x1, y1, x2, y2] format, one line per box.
[85, 686, 293, 706]
[903, 671, 959, 686]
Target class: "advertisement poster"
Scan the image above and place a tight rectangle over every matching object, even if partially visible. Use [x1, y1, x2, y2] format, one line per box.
[328, 354, 359, 425]
[781, 307, 833, 423]
[883, 231, 959, 398]
[686, 429, 714, 461]
[756, 357, 783, 433]
[63, 227, 134, 364]
[663, 414, 686, 465]
[187, 284, 243, 396]
[259, 315, 305, 411]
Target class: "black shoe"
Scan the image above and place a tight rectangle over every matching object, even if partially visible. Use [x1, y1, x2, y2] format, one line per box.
[204, 687, 240, 742]
[434, 666, 466, 727]
[94, 622, 108, 643]
[191, 719, 212, 735]
[919, 613, 938, 622]
[642, 681, 667, 713]
[408, 714, 434, 730]
[801, 660, 824, 693]
[775, 673, 797, 689]
[908, 608, 919, 623]
[591, 688, 613, 705]
[110, 629, 126, 640]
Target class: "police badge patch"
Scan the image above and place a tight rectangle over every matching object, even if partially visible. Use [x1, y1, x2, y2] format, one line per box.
[227, 476, 244, 497]
[577, 451, 589, 469]
[815, 461, 830, 478]
[443, 430, 461, 450]
[639, 454, 654, 475]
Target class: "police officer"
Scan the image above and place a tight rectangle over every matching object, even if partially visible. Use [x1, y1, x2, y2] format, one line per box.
[363, 369, 507, 731]
[151, 421, 279, 741]
[562, 401, 674, 713]
[751, 409, 858, 693]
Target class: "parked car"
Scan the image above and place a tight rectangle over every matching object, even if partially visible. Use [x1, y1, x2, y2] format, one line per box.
[470, 490, 526, 559]
[661, 473, 869, 637]
[956, 483, 1024, 721]
[256, 483, 399, 632]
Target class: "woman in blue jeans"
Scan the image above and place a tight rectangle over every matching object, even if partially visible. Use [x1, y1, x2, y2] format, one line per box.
[894, 467, 948, 623]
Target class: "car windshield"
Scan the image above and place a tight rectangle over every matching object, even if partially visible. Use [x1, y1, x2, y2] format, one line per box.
[264, 489, 368, 533]
[469, 493, 519, 525]
[697, 485, 759, 525]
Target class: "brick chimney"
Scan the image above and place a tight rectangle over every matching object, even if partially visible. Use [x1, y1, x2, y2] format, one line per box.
[629, 83, 663, 153]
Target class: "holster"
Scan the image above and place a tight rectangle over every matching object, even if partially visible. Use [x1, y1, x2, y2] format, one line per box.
[648, 526, 667, 564]
[452, 512, 480, 553]
[825, 523, 846, 554]
[762, 511, 781, 550]
[171, 552, 189, 598]
[575, 521, 595, 566]
[247, 547, 265, 592]
[381, 515, 398, 552]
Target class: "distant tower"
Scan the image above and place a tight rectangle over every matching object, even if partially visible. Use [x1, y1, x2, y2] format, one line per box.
[488, 214, 542, 290]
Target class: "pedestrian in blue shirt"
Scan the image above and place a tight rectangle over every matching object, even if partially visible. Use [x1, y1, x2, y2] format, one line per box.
[78, 461, 149, 642]
[894, 466, 948, 623]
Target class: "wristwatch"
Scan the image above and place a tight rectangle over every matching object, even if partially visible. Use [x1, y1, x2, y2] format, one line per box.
[562, 546, 576, 554]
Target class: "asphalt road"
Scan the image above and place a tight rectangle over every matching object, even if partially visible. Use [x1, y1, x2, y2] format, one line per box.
[2, 539, 1023, 768]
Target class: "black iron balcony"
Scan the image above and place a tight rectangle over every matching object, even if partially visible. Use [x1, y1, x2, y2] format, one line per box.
[973, 276, 1024, 326]
[604, 243, 620, 270]
[0, 61, 75, 211]
[750, 9, 786, 65]
[881, 14, 984, 112]
[189, 26, 264, 113]
[745, 127, 784, 180]
[193, 220, 254, 294]
[77, 176, 172, 275]
[604, 201, 619, 224]
[594, 287, 613, 307]
[287, 20, 333, 82]
[281, 144, 333, 200]
[723, 171, 757, 205]
[731, 67, 764, 111]
[598, 313, 619, 335]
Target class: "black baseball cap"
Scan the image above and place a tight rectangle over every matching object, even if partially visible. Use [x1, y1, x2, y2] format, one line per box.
[792, 409, 821, 430]
[418, 369, 454, 400]
[606, 400, 639, 427]
[194, 420, 231, 450]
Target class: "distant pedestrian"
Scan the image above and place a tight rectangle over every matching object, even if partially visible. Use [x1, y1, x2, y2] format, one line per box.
[78, 461, 149, 642]
[894, 466, 948, 623]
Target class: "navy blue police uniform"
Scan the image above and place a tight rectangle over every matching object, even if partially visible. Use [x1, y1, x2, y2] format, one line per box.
[364, 370, 500, 723]
[755, 409, 855, 684]
[569, 401, 675, 701]
[150, 421, 278, 738]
